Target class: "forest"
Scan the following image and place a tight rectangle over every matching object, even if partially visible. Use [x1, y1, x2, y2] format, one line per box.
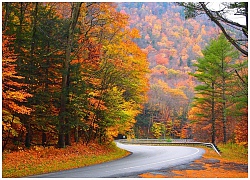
[2, 2, 248, 152]
[117, 2, 247, 146]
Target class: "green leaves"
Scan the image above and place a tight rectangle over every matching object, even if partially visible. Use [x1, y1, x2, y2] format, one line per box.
[189, 33, 247, 143]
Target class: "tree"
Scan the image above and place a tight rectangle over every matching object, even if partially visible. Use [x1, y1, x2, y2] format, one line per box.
[58, 2, 82, 148]
[178, 2, 248, 56]
[2, 33, 32, 150]
[151, 122, 164, 139]
[65, 2, 149, 144]
[190, 34, 239, 144]
[212, 35, 238, 143]
[2, 2, 150, 150]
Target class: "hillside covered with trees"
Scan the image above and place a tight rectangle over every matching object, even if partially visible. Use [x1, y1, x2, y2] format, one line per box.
[117, 2, 247, 146]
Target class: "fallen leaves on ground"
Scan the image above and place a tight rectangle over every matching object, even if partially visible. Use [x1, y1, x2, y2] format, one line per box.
[139, 158, 248, 178]
[139, 147, 248, 178]
[2, 142, 129, 178]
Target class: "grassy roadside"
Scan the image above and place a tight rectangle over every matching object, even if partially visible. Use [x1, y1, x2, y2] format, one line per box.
[203, 143, 248, 164]
[2, 142, 130, 178]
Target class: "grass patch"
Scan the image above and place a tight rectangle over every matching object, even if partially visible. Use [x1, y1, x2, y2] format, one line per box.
[2, 142, 130, 178]
[202, 143, 248, 164]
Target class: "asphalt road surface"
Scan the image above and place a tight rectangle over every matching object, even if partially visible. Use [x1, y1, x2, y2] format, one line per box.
[30, 142, 205, 178]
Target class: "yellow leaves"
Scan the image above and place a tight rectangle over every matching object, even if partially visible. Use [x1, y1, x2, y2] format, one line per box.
[5, 90, 32, 102]
[151, 122, 165, 138]
[192, 44, 203, 57]
[201, 24, 207, 35]
[183, 28, 190, 37]
[156, 79, 188, 100]
[2, 110, 25, 140]
[106, 126, 119, 141]
[129, 28, 141, 38]
[169, 48, 178, 58]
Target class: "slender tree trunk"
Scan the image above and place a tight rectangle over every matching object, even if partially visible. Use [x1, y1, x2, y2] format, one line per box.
[58, 2, 82, 148]
[25, 122, 31, 148]
[222, 98, 227, 143]
[65, 71, 71, 146]
[24, 3, 39, 149]
[30, 2, 38, 56]
[42, 131, 46, 147]
[42, 40, 50, 146]
[65, 132, 71, 146]
[16, 2, 25, 67]
[3, 2, 11, 31]
[211, 82, 216, 144]
[74, 125, 79, 143]
[221, 56, 227, 143]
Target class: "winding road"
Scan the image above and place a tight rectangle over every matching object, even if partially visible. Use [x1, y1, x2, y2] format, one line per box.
[30, 142, 205, 178]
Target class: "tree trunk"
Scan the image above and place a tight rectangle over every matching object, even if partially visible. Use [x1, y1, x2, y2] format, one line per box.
[25, 122, 31, 148]
[74, 126, 79, 143]
[65, 71, 71, 146]
[211, 82, 216, 144]
[3, 2, 11, 31]
[58, 2, 82, 148]
[16, 2, 26, 67]
[24, 2, 38, 149]
[65, 131, 71, 146]
[42, 131, 46, 147]
[65, 113, 71, 146]
[221, 54, 228, 143]
[222, 98, 227, 143]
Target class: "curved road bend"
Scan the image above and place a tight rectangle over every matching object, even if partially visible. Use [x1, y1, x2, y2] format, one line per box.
[29, 142, 205, 178]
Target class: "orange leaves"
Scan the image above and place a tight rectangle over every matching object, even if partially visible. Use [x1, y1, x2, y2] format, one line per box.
[156, 79, 188, 100]
[234, 108, 248, 147]
[2, 142, 120, 178]
[129, 28, 141, 38]
[2, 33, 32, 115]
[155, 53, 169, 65]
[88, 97, 107, 111]
[87, 39, 102, 62]
[192, 44, 203, 57]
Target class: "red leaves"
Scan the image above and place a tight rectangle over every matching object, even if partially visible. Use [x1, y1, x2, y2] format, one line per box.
[234, 108, 248, 147]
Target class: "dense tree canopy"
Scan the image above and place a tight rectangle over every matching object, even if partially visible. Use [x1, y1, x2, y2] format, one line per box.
[2, 2, 247, 151]
[2, 2, 149, 150]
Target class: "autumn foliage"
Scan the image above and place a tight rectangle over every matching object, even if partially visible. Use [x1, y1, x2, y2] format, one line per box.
[2, 142, 129, 177]
[2, 2, 149, 150]
[2, 2, 247, 154]
[2, 33, 33, 150]
[118, 3, 247, 146]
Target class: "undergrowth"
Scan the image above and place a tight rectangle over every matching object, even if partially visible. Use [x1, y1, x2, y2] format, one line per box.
[2, 142, 130, 178]
[204, 142, 248, 164]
